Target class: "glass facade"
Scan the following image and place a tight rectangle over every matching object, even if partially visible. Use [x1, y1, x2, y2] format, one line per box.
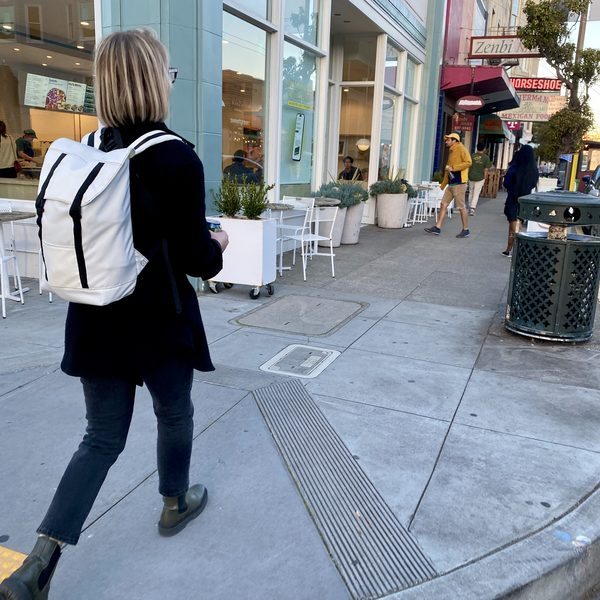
[379, 93, 396, 179]
[228, 0, 268, 19]
[405, 58, 418, 98]
[399, 100, 415, 176]
[280, 41, 317, 196]
[338, 86, 374, 180]
[384, 44, 401, 90]
[222, 12, 267, 181]
[284, 0, 318, 46]
[0, 0, 97, 197]
[342, 36, 377, 82]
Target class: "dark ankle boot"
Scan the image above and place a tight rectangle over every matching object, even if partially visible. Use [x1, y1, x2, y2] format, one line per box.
[158, 483, 208, 537]
[0, 536, 61, 600]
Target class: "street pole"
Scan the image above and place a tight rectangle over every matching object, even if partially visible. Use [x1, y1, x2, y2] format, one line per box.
[568, 3, 589, 190]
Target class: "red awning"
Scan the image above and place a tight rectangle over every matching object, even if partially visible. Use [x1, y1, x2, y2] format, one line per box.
[441, 65, 520, 114]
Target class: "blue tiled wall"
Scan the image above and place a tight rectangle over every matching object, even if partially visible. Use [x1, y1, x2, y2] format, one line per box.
[99, 0, 222, 212]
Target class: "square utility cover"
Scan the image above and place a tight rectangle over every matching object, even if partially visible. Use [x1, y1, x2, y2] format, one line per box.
[260, 344, 340, 379]
[236, 295, 364, 335]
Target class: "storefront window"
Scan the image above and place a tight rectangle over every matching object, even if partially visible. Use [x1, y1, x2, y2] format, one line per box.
[342, 36, 377, 82]
[226, 0, 268, 20]
[284, 0, 318, 46]
[338, 86, 374, 181]
[280, 42, 316, 196]
[379, 93, 397, 179]
[222, 12, 267, 182]
[0, 6, 16, 41]
[405, 58, 418, 98]
[384, 44, 401, 90]
[0, 1, 97, 197]
[399, 100, 416, 177]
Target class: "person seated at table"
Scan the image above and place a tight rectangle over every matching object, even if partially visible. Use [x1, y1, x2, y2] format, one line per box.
[339, 155, 362, 181]
[15, 128, 37, 161]
[223, 149, 258, 183]
[0, 121, 18, 178]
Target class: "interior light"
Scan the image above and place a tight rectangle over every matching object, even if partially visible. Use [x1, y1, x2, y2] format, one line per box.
[356, 138, 370, 152]
[13, 47, 20, 51]
[2, 24, 13, 30]
[46, 55, 52, 59]
[42, 63, 47, 66]
[76, 44, 84, 49]
[343, 88, 349, 92]
[240, 89, 246, 93]
[75, 62, 81, 66]
[80, 21, 90, 26]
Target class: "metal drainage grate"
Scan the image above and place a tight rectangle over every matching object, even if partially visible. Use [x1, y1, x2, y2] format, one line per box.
[254, 380, 437, 600]
[260, 344, 340, 379]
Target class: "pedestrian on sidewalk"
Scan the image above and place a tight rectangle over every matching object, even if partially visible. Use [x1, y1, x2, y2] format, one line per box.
[468, 141, 492, 216]
[501, 144, 539, 257]
[0, 28, 229, 600]
[425, 132, 472, 238]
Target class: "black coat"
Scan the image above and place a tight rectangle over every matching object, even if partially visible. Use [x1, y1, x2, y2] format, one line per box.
[61, 122, 223, 382]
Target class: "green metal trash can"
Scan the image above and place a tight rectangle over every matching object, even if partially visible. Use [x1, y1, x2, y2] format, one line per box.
[505, 192, 600, 342]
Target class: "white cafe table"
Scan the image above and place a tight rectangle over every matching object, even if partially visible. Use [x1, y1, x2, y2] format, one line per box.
[0, 211, 35, 302]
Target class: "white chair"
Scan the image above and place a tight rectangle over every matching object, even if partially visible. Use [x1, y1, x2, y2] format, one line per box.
[10, 214, 53, 302]
[284, 206, 338, 281]
[0, 202, 25, 318]
[277, 196, 315, 275]
[407, 188, 429, 225]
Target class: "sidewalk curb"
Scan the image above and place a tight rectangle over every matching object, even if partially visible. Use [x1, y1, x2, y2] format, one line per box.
[387, 483, 600, 599]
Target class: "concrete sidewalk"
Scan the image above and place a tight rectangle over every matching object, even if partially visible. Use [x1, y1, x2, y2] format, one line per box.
[2, 192, 600, 599]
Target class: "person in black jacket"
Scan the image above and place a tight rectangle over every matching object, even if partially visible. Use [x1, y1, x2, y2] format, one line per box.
[502, 145, 538, 256]
[0, 28, 229, 600]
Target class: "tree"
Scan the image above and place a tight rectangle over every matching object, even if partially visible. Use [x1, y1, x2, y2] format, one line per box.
[518, 0, 600, 156]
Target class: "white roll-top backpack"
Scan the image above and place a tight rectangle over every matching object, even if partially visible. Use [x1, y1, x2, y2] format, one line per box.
[36, 129, 181, 305]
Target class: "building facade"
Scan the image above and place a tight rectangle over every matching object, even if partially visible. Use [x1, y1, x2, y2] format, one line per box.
[0, 0, 446, 215]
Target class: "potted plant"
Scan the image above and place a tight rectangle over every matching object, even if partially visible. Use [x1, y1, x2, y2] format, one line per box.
[210, 177, 277, 298]
[312, 181, 368, 245]
[369, 172, 411, 229]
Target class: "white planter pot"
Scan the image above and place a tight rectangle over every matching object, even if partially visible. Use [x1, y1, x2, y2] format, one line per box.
[341, 202, 365, 244]
[211, 217, 277, 286]
[318, 206, 346, 248]
[361, 197, 376, 224]
[376, 193, 408, 229]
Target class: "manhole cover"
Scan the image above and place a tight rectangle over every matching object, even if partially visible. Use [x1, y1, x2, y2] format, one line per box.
[236, 295, 364, 335]
[260, 344, 340, 378]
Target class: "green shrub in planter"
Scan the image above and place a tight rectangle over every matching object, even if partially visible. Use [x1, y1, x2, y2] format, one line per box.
[311, 181, 368, 209]
[240, 180, 275, 220]
[211, 175, 241, 217]
[211, 176, 274, 219]
[369, 173, 418, 199]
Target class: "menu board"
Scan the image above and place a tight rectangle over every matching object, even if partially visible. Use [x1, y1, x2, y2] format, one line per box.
[24, 73, 95, 115]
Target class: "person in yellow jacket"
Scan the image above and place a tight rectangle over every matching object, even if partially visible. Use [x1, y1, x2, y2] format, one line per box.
[425, 132, 472, 238]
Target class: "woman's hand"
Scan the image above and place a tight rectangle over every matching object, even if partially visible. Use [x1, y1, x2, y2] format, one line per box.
[210, 230, 229, 252]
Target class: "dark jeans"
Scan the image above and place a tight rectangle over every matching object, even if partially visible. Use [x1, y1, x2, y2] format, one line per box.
[37, 357, 194, 545]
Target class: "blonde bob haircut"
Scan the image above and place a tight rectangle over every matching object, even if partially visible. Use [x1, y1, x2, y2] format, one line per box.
[94, 28, 171, 128]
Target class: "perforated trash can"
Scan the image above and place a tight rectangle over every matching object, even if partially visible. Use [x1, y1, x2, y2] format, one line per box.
[505, 192, 600, 342]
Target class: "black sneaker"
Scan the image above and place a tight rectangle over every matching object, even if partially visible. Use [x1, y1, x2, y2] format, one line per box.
[501, 250, 511, 257]
[456, 229, 470, 238]
[425, 226, 441, 235]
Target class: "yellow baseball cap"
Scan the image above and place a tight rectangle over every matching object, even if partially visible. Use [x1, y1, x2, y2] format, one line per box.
[444, 132, 461, 141]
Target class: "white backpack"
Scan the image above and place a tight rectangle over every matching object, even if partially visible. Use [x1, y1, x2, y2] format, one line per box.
[36, 129, 180, 305]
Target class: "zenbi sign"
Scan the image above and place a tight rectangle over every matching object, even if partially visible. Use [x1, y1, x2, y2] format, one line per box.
[468, 36, 541, 59]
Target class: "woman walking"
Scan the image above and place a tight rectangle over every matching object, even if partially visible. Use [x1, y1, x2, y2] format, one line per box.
[502, 144, 538, 257]
[0, 28, 228, 600]
[0, 121, 19, 178]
